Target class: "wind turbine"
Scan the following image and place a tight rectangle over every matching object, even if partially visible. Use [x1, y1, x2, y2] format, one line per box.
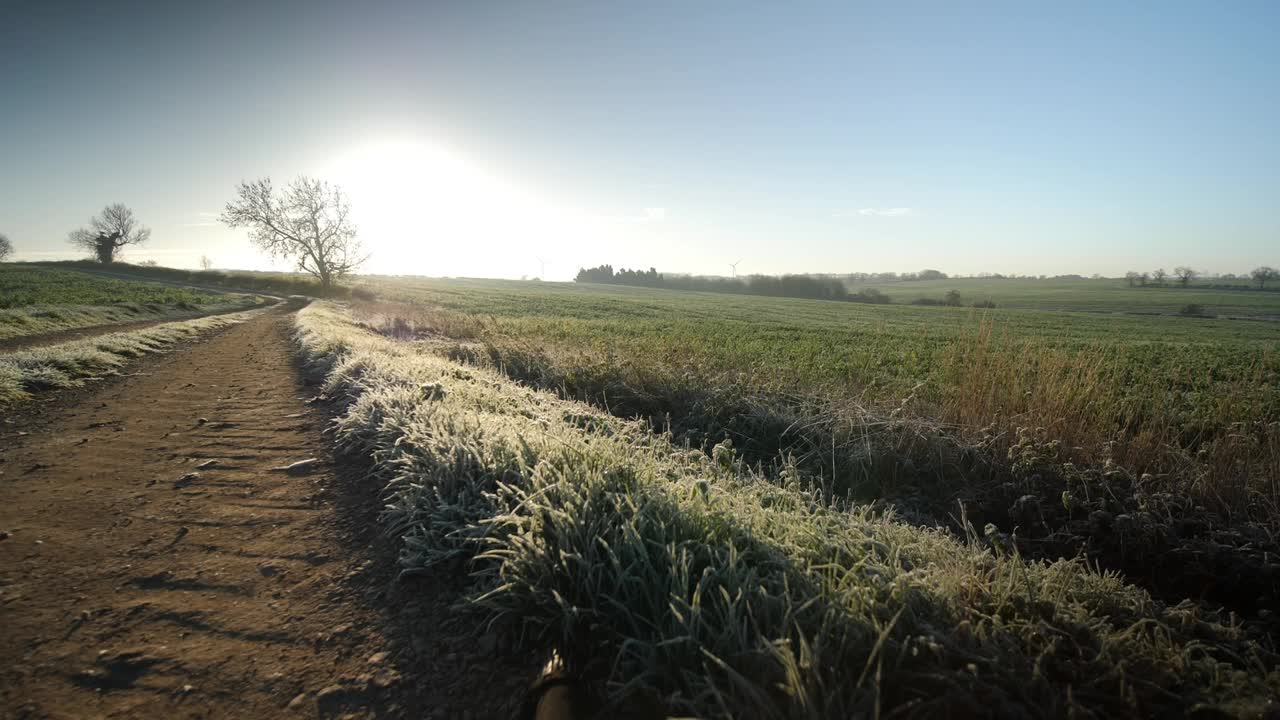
[729, 258, 742, 279]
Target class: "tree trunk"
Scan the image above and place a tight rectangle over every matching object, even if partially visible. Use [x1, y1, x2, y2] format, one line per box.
[95, 233, 122, 264]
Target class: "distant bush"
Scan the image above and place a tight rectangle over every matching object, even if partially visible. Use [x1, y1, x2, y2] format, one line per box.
[902, 268, 948, 281]
[1179, 303, 1207, 316]
[912, 291, 966, 307]
[745, 273, 847, 300]
[351, 286, 378, 302]
[847, 288, 890, 304]
[971, 299, 997, 308]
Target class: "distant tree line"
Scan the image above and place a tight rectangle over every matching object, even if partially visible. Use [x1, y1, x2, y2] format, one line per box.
[1124, 266, 1279, 290]
[844, 269, 948, 282]
[575, 264, 891, 303]
[576, 265, 664, 286]
[574, 265, 1011, 308]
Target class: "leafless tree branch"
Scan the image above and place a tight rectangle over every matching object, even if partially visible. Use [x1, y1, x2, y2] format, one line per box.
[220, 177, 365, 288]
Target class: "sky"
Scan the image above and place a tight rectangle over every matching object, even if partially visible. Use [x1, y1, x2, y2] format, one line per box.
[1, 0, 1277, 280]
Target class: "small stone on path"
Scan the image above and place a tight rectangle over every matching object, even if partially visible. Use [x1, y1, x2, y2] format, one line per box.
[271, 458, 319, 475]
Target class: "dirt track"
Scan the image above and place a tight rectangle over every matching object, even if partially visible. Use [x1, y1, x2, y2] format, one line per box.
[0, 305, 533, 719]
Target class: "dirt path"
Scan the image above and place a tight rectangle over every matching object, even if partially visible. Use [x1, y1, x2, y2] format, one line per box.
[0, 306, 533, 719]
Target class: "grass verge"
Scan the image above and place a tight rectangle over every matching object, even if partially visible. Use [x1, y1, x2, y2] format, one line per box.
[296, 301, 1279, 718]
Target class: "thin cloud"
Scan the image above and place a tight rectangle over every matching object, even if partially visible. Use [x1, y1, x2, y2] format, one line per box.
[832, 207, 914, 218]
[181, 211, 221, 227]
[595, 207, 668, 223]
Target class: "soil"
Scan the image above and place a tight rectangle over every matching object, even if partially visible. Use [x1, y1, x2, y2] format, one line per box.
[0, 304, 538, 719]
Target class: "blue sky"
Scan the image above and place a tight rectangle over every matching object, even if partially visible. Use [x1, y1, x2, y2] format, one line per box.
[2, 0, 1277, 279]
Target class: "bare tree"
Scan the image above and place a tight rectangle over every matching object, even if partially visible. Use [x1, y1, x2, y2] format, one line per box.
[199, 255, 214, 271]
[1252, 266, 1278, 289]
[1139, 271, 1149, 287]
[1124, 271, 1140, 287]
[1151, 268, 1168, 285]
[220, 177, 364, 288]
[68, 204, 151, 264]
[1173, 266, 1197, 287]
[0, 233, 12, 262]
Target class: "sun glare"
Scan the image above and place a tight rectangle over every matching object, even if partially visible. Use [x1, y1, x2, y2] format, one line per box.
[322, 138, 589, 278]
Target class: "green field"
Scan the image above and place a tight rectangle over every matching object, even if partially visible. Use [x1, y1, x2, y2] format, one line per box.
[849, 276, 1280, 315]
[0, 265, 258, 343]
[0, 265, 222, 308]
[364, 277, 1279, 417]
[357, 276, 1280, 614]
[360, 276, 1280, 440]
[22, 260, 353, 299]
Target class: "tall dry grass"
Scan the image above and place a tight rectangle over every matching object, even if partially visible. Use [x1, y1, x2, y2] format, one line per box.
[939, 319, 1280, 521]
